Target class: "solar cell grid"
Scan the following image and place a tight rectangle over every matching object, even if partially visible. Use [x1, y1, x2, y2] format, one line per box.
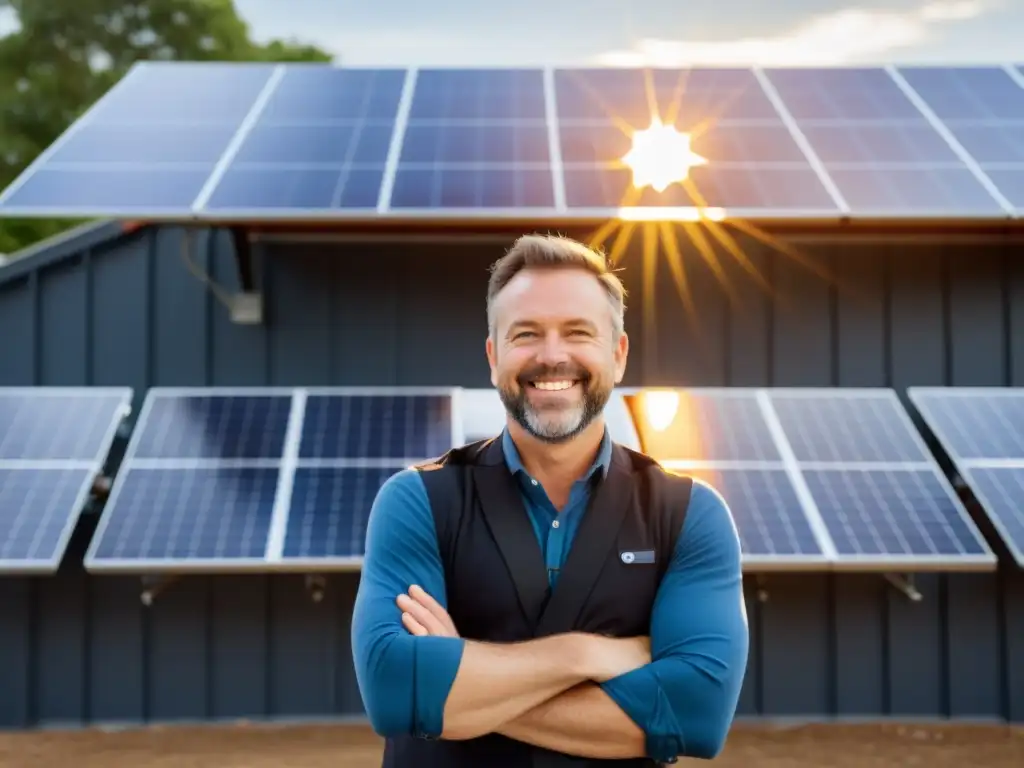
[958, 467, 1024, 564]
[769, 392, 928, 463]
[88, 467, 278, 563]
[299, 393, 454, 461]
[282, 465, 402, 560]
[635, 392, 780, 462]
[909, 389, 1024, 461]
[391, 69, 555, 210]
[0, 468, 93, 566]
[764, 389, 995, 569]
[685, 468, 824, 560]
[763, 67, 1008, 216]
[131, 394, 292, 460]
[907, 388, 1024, 566]
[555, 67, 839, 215]
[802, 469, 991, 561]
[206, 68, 406, 212]
[0, 388, 131, 573]
[0, 63, 275, 215]
[0, 391, 130, 461]
[894, 66, 1024, 213]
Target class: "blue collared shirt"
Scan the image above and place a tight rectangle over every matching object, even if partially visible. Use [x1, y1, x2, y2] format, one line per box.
[351, 429, 748, 761]
[500, 428, 612, 588]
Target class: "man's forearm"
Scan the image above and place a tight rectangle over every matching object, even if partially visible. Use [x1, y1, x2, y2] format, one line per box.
[497, 682, 646, 759]
[440, 634, 589, 740]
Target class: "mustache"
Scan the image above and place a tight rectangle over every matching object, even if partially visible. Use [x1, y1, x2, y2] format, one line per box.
[516, 364, 590, 384]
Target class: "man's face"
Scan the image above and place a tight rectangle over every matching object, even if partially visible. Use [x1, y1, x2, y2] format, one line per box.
[486, 267, 628, 444]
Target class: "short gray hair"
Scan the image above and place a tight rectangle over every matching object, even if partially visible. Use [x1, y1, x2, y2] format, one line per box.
[486, 234, 627, 338]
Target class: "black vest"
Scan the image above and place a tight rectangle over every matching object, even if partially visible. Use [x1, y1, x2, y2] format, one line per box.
[382, 437, 692, 768]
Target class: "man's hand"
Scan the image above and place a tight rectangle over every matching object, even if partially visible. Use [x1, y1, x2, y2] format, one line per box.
[396, 584, 460, 638]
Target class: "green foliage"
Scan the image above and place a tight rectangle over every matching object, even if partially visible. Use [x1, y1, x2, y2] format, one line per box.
[0, 0, 332, 256]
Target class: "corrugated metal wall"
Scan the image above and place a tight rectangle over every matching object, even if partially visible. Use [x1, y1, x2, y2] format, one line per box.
[0, 223, 1022, 729]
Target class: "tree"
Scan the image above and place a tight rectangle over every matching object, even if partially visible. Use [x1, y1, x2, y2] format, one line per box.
[0, 0, 332, 255]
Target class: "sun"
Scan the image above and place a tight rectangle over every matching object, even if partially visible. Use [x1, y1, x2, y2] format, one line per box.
[622, 118, 708, 193]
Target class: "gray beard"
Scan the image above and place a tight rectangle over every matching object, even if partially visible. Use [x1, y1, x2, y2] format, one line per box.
[498, 383, 609, 444]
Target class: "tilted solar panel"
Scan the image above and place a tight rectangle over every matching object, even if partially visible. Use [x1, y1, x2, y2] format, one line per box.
[0, 387, 132, 574]
[622, 387, 834, 569]
[0, 62, 1019, 224]
[763, 67, 1012, 218]
[908, 387, 1024, 567]
[84, 387, 462, 573]
[764, 388, 995, 570]
[894, 66, 1024, 215]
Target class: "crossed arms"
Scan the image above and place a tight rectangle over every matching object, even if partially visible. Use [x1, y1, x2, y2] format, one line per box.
[350, 470, 749, 762]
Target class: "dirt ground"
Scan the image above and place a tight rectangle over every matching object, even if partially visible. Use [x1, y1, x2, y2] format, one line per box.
[0, 721, 1021, 767]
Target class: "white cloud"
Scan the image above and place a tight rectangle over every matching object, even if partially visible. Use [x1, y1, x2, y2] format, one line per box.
[593, 0, 989, 67]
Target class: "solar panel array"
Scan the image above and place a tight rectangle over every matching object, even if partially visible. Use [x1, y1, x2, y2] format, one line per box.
[2, 62, 1023, 222]
[0, 388, 132, 574]
[83, 387, 461, 572]
[908, 387, 1024, 567]
[639, 388, 995, 571]
[2, 384, 1019, 575]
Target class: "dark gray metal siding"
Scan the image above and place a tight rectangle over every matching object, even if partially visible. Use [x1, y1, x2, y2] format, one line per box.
[0, 224, 1023, 729]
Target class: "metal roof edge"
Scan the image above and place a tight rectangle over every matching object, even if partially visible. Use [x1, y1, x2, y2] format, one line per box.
[0, 220, 149, 287]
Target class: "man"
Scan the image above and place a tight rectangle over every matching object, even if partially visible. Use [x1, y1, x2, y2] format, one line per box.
[351, 234, 748, 766]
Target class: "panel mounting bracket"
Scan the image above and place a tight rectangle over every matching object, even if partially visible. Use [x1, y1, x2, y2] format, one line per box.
[140, 574, 180, 606]
[883, 573, 922, 602]
[229, 226, 263, 325]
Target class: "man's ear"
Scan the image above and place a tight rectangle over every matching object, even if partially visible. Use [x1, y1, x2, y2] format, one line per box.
[486, 335, 498, 387]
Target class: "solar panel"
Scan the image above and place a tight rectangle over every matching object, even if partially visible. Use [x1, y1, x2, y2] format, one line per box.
[0, 387, 132, 574]
[555, 67, 842, 218]
[764, 67, 1013, 218]
[894, 66, 1024, 214]
[768, 391, 928, 463]
[626, 388, 832, 570]
[0, 63, 276, 216]
[389, 68, 555, 210]
[281, 466, 400, 563]
[765, 389, 995, 571]
[907, 387, 1024, 566]
[204, 67, 406, 214]
[1, 62, 1021, 223]
[84, 387, 462, 573]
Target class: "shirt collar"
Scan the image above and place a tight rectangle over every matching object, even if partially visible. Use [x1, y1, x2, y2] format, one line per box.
[501, 426, 613, 482]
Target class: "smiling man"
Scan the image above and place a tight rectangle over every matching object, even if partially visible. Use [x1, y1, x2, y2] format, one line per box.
[351, 234, 749, 766]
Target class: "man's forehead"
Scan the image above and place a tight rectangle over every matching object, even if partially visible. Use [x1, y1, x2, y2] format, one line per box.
[493, 269, 612, 330]
[499, 267, 608, 305]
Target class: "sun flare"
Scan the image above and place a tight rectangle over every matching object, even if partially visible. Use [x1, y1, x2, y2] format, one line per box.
[622, 119, 708, 193]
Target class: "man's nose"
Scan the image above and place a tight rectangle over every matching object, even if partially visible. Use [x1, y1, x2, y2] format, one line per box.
[535, 332, 571, 366]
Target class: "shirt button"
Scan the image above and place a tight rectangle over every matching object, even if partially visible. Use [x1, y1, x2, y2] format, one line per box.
[531, 479, 538, 486]
[552, 520, 560, 529]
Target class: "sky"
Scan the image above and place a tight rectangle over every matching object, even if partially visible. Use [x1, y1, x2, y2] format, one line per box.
[235, 0, 1024, 67]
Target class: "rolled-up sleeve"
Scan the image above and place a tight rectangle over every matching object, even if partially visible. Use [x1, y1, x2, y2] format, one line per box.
[351, 469, 465, 738]
[600, 479, 749, 761]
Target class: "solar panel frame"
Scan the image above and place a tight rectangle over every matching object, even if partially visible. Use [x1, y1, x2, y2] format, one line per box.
[274, 386, 463, 571]
[617, 386, 837, 571]
[0, 387, 132, 574]
[907, 386, 1024, 566]
[765, 387, 996, 572]
[83, 386, 463, 574]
